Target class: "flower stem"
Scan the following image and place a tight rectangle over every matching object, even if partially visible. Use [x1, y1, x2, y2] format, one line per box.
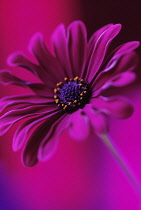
[100, 134, 141, 196]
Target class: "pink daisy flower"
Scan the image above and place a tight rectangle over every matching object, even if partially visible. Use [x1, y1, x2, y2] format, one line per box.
[0, 21, 139, 167]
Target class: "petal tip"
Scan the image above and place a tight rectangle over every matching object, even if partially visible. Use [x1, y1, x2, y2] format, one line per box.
[113, 23, 122, 33]
[7, 52, 23, 66]
[28, 32, 44, 54]
[21, 153, 38, 167]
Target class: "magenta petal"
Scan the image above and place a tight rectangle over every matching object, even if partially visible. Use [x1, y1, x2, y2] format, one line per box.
[91, 97, 134, 119]
[92, 52, 138, 95]
[97, 72, 136, 95]
[8, 52, 58, 88]
[22, 111, 63, 167]
[7, 52, 39, 76]
[13, 109, 59, 151]
[103, 42, 140, 74]
[67, 21, 87, 77]
[27, 83, 54, 97]
[0, 105, 52, 135]
[68, 109, 90, 141]
[0, 70, 28, 86]
[87, 24, 113, 60]
[0, 94, 54, 113]
[84, 104, 108, 135]
[106, 72, 136, 88]
[28, 33, 65, 86]
[0, 70, 54, 98]
[86, 24, 121, 83]
[51, 24, 73, 78]
[110, 41, 140, 57]
[13, 116, 40, 152]
[38, 114, 71, 161]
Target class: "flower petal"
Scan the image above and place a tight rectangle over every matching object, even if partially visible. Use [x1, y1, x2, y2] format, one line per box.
[28, 33, 65, 86]
[0, 94, 54, 113]
[0, 70, 54, 97]
[22, 111, 63, 167]
[101, 41, 140, 73]
[108, 41, 140, 58]
[7, 52, 39, 76]
[92, 52, 138, 96]
[68, 109, 90, 141]
[38, 114, 71, 161]
[91, 96, 134, 119]
[67, 21, 87, 77]
[0, 70, 29, 86]
[13, 109, 60, 151]
[86, 24, 121, 82]
[51, 24, 73, 78]
[86, 24, 113, 73]
[0, 105, 56, 135]
[104, 72, 136, 88]
[84, 104, 108, 135]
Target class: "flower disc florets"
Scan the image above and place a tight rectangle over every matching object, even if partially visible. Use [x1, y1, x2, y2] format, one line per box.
[54, 76, 91, 112]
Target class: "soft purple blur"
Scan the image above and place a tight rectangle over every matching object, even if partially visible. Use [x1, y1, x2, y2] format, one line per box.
[0, 0, 141, 210]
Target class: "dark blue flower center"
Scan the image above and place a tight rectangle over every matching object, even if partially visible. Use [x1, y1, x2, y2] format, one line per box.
[54, 77, 91, 112]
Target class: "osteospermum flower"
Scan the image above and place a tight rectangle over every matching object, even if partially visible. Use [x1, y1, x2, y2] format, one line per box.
[0, 21, 139, 167]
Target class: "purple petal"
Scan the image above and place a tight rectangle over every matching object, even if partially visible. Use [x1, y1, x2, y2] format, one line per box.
[38, 114, 71, 161]
[67, 21, 87, 77]
[0, 70, 54, 97]
[104, 72, 136, 88]
[28, 33, 66, 86]
[92, 52, 138, 96]
[86, 24, 121, 83]
[68, 109, 90, 141]
[13, 109, 60, 151]
[0, 94, 54, 113]
[84, 104, 108, 135]
[51, 24, 73, 78]
[91, 96, 134, 119]
[22, 111, 63, 167]
[0, 105, 56, 135]
[7, 52, 39, 76]
[0, 70, 28, 86]
[108, 41, 140, 58]
[8, 52, 57, 88]
[101, 41, 139, 75]
[100, 41, 140, 74]
[87, 24, 113, 61]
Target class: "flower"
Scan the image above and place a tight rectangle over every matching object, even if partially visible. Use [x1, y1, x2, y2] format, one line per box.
[0, 21, 139, 167]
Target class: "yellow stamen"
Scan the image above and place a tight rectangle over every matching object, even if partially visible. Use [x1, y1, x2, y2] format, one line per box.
[64, 77, 68, 81]
[74, 76, 79, 81]
[55, 99, 59, 104]
[54, 88, 60, 93]
[57, 82, 63, 87]
[63, 105, 68, 110]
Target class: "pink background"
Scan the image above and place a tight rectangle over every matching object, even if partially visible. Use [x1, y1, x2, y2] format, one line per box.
[0, 0, 141, 209]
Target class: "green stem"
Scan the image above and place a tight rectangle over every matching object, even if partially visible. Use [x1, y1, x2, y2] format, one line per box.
[100, 134, 141, 196]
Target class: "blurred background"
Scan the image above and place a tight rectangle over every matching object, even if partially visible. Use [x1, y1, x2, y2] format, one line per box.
[0, 0, 141, 209]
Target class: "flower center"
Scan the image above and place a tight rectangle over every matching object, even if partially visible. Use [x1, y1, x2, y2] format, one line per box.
[54, 76, 91, 112]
